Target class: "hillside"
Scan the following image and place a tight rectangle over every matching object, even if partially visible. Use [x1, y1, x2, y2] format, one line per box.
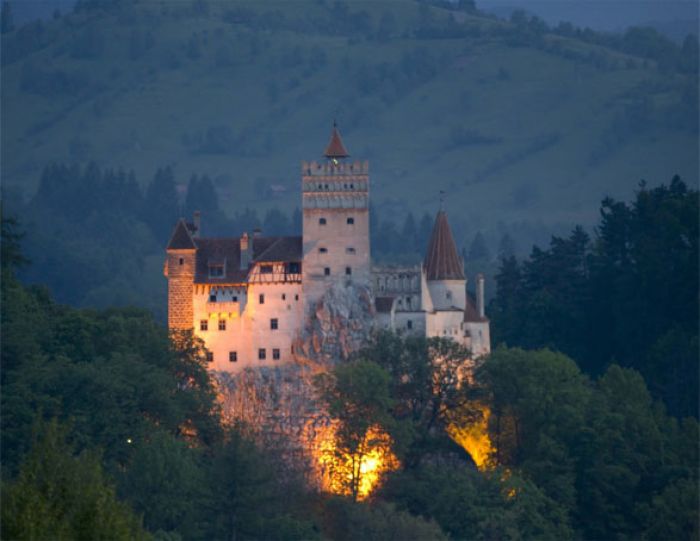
[2, 1, 697, 235]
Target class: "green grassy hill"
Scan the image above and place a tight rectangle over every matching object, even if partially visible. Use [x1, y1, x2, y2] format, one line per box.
[2, 0, 697, 235]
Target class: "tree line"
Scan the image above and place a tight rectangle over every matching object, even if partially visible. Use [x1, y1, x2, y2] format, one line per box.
[489, 175, 698, 418]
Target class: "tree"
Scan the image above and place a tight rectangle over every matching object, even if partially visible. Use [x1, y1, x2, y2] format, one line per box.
[315, 360, 395, 501]
[468, 231, 491, 262]
[1, 419, 149, 541]
[144, 167, 180, 243]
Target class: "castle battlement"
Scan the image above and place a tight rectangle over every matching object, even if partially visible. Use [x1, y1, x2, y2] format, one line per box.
[301, 160, 369, 176]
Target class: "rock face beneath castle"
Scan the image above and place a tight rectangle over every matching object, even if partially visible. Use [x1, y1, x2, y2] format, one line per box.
[297, 282, 375, 364]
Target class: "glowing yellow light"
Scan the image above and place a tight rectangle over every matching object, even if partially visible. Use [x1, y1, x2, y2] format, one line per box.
[126, 438, 133, 444]
[448, 404, 494, 470]
[316, 424, 399, 500]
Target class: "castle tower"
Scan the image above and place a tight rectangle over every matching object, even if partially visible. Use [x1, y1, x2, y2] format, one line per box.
[302, 123, 370, 314]
[164, 219, 197, 330]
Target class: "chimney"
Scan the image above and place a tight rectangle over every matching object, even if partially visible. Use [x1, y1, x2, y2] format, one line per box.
[193, 211, 201, 238]
[253, 228, 262, 239]
[240, 232, 250, 270]
[476, 273, 485, 319]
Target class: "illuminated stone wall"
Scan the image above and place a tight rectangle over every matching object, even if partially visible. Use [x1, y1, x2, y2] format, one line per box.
[165, 249, 195, 330]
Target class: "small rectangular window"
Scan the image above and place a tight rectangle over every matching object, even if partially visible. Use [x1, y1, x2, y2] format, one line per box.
[229, 351, 237, 362]
[200, 320, 208, 331]
[232, 296, 238, 302]
[258, 348, 266, 360]
[347, 217, 354, 225]
[179, 257, 184, 265]
[209, 294, 217, 302]
[282, 293, 286, 300]
[319, 247, 328, 253]
[206, 351, 213, 362]
[260, 265, 273, 274]
[319, 218, 327, 225]
[345, 266, 352, 276]
[294, 294, 299, 301]
[259, 294, 265, 304]
[270, 318, 278, 330]
[273, 348, 280, 360]
[288, 262, 301, 274]
[346, 247, 355, 254]
[407, 320, 413, 330]
[324, 267, 330, 276]
[209, 265, 224, 278]
[218, 319, 226, 331]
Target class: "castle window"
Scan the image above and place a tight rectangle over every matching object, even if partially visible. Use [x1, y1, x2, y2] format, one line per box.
[406, 296, 412, 306]
[270, 318, 278, 330]
[324, 267, 330, 276]
[218, 319, 226, 331]
[233, 296, 238, 302]
[446, 291, 452, 300]
[260, 265, 273, 274]
[347, 217, 354, 225]
[258, 348, 266, 360]
[294, 294, 299, 301]
[209, 294, 217, 302]
[259, 294, 265, 304]
[179, 257, 184, 265]
[206, 351, 214, 362]
[319, 247, 328, 253]
[200, 320, 208, 331]
[282, 293, 286, 300]
[350, 184, 354, 189]
[346, 247, 355, 254]
[229, 351, 237, 362]
[272, 348, 280, 360]
[345, 266, 352, 276]
[319, 218, 327, 225]
[288, 262, 301, 273]
[209, 264, 224, 278]
[407, 320, 413, 330]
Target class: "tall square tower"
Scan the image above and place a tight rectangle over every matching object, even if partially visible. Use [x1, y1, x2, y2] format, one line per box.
[301, 124, 371, 314]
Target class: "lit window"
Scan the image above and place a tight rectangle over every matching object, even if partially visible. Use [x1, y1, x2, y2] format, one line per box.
[324, 267, 330, 276]
[347, 217, 354, 225]
[259, 294, 265, 304]
[273, 348, 280, 360]
[345, 266, 352, 276]
[319, 218, 327, 225]
[258, 348, 266, 360]
[319, 247, 328, 253]
[218, 319, 226, 331]
[270, 318, 278, 330]
[206, 351, 213, 362]
[200, 320, 208, 331]
[229, 351, 237, 362]
[260, 265, 273, 274]
[346, 247, 355, 254]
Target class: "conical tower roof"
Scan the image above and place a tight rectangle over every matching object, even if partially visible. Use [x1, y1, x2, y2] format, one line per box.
[167, 219, 196, 250]
[423, 210, 465, 280]
[323, 122, 350, 159]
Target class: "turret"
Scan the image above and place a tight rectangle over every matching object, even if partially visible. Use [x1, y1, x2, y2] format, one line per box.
[165, 219, 197, 330]
[423, 210, 466, 311]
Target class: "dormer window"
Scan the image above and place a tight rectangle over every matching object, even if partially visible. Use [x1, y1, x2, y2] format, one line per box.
[209, 264, 224, 278]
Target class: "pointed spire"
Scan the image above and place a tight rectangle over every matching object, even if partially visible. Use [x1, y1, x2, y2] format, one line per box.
[423, 210, 465, 281]
[323, 121, 350, 159]
[167, 219, 197, 250]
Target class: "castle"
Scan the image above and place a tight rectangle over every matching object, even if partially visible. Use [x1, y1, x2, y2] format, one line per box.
[165, 125, 490, 372]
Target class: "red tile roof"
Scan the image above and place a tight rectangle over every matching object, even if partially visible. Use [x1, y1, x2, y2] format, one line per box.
[464, 293, 488, 322]
[324, 124, 350, 158]
[167, 219, 197, 250]
[424, 211, 465, 280]
[193, 236, 302, 284]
